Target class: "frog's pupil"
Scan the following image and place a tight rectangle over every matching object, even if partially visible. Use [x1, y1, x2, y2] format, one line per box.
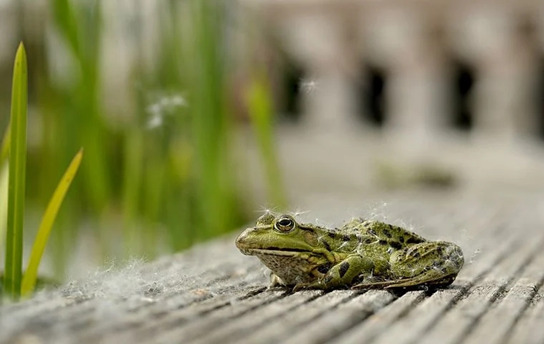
[279, 219, 292, 227]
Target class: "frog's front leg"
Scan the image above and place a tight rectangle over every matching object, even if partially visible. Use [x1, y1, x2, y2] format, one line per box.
[355, 241, 464, 289]
[293, 254, 373, 291]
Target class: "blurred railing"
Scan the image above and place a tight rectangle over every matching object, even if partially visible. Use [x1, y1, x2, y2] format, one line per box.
[242, 0, 544, 146]
[3, 1, 543, 145]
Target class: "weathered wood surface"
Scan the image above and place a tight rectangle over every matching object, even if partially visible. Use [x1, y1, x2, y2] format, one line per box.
[1, 189, 544, 344]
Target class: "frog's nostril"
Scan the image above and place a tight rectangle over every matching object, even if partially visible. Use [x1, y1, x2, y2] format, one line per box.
[235, 231, 248, 247]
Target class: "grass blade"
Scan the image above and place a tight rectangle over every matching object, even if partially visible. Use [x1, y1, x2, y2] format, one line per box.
[4, 43, 28, 299]
[246, 73, 287, 209]
[21, 149, 83, 296]
[0, 124, 10, 250]
[0, 162, 8, 249]
[0, 124, 10, 166]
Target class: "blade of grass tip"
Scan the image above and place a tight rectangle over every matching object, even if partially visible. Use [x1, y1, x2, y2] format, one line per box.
[4, 43, 28, 299]
[21, 148, 83, 296]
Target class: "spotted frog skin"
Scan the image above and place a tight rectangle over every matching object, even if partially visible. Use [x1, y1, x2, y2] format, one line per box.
[235, 213, 464, 291]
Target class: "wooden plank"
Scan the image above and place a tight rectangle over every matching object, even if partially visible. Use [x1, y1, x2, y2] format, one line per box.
[278, 290, 396, 344]
[155, 290, 323, 344]
[463, 237, 544, 344]
[334, 291, 427, 344]
[77, 283, 267, 342]
[511, 298, 544, 344]
[337, 227, 520, 344]
[1, 191, 544, 344]
[411, 237, 543, 344]
[503, 248, 544, 344]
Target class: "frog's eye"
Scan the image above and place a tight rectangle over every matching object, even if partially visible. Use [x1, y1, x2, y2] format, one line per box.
[274, 216, 295, 232]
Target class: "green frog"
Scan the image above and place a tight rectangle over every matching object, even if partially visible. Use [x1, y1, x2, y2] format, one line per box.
[235, 213, 464, 291]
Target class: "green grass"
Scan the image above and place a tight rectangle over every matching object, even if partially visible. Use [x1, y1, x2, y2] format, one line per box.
[1, 44, 83, 299]
[0, 124, 10, 165]
[0, 0, 286, 296]
[0, 163, 8, 249]
[247, 73, 287, 209]
[21, 149, 83, 297]
[4, 43, 28, 299]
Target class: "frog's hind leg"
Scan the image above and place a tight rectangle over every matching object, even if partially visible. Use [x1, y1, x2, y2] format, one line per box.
[354, 241, 464, 290]
[390, 241, 464, 288]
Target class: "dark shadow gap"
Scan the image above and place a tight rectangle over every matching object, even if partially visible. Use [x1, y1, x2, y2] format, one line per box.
[451, 60, 475, 131]
[536, 57, 544, 140]
[357, 64, 387, 127]
[279, 61, 306, 122]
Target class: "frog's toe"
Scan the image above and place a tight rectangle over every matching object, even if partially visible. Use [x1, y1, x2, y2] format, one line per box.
[292, 283, 311, 292]
[385, 272, 458, 289]
[269, 273, 285, 287]
[293, 280, 331, 291]
[352, 280, 398, 290]
[266, 284, 285, 291]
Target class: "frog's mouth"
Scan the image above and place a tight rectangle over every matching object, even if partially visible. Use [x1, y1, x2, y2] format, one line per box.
[239, 247, 307, 256]
[235, 230, 310, 256]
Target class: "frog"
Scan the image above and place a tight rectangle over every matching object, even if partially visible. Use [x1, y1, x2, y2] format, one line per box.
[235, 212, 464, 291]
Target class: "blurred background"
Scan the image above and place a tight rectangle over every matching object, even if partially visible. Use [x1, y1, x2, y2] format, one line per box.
[2, 0, 544, 281]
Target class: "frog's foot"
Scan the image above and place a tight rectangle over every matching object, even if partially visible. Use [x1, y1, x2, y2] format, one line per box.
[292, 279, 332, 292]
[352, 280, 399, 290]
[292, 254, 376, 292]
[390, 272, 457, 289]
[384, 273, 457, 289]
[292, 283, 313, 292]
[269, 273, 284, 288]
[353, 271, 458, 290]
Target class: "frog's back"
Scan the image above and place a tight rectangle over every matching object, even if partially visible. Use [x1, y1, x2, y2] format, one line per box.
[341, 218, 427, 246]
